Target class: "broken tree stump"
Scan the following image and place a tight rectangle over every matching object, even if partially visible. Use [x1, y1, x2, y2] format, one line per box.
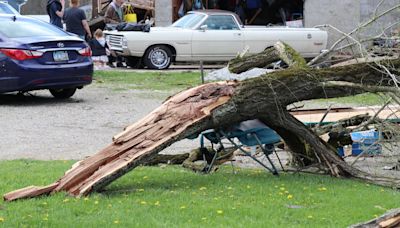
[350, 208, 400, 228]
[4, 44, 400, 201]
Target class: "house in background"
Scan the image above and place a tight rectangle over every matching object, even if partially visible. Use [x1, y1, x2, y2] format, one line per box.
[15, 0, 399, 48]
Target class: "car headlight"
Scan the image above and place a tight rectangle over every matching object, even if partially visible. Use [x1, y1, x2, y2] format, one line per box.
[122, 37, 128, 48]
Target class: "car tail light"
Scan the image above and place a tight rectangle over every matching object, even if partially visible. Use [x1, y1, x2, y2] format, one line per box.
[0, 48, 43, 61]
[78, 47, 92, 56]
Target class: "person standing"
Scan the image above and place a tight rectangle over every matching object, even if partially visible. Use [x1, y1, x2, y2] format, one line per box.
[104, 0, 125, 24]
[104, 0, 125, 67]
[63, 0, 92, 40]
[47, 0, 65, 28]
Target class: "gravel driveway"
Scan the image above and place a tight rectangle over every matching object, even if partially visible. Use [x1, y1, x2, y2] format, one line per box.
[0, 84, 198, 160]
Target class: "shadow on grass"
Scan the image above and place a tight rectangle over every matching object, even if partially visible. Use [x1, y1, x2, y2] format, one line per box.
[101, 166, 281, 196]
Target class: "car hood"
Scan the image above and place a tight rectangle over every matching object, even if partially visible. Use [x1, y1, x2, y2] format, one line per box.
[105, 26, 188, 35]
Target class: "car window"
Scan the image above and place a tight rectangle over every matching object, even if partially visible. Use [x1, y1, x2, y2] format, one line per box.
[201, 15, 239, 30]
[0, 3, 17, 14]
[171, 13, 205, 29]
[0, 17, 68, 38]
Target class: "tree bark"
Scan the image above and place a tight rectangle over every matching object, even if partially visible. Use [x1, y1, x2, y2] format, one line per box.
[228, 41, 307, 73]
[4, 50, 400, 201]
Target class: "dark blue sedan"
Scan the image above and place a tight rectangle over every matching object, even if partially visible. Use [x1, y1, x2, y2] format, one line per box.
[0, 15, 93, 99]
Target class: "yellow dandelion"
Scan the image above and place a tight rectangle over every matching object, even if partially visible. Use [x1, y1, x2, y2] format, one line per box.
[246, 185, 251, 189]
[140, 201, 147, 205]
[143, 176, 148, 179]
[108, 204, 112, 208]
[114, 220, 120, 224]
[287, 194, 293, 199]
[307, 215, 313, 219]
[84, 197, 89, 201]
[201, 217, 207, 220]
[63, 199, 69, 203]
[199, 187, 207, 191]
[320, 187, 327, 191]
[42, 202, 48, 205]
[274, 185, 278, 188]
[380, 189, 385, 192]
[0, 217, 4, 222]
[94, 200, 99, 205]
[280, 187, 285, 191]
[138, 189, 145, 192]
[180, 205, 186, 209]
[154, 201, 160, 206]
[227, 187, 233, 190]
[217, 210, 223, 214]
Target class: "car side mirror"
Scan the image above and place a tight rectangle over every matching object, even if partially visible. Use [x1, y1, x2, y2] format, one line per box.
[200, 24, 207, 31]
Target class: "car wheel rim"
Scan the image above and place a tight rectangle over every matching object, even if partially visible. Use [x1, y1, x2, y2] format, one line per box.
[149, 48, 169, 68]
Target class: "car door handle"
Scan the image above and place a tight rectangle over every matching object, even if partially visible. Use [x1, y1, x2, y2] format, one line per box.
[234, 33, 242, 36]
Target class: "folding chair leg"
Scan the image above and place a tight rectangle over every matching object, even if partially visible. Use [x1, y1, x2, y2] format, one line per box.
[273, 147, 285, 171]
[223, 135, 278, 175]
[252, 134, 279, 175]
[205, 131, 225, 173]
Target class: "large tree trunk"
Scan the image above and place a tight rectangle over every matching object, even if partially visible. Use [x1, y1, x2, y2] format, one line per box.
[4, 50, 400, 201]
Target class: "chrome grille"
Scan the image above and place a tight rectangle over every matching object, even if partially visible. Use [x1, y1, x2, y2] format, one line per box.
[107, 35, 123, 51]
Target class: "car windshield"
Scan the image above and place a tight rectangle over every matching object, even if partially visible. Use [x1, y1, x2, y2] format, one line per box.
[0, 17, 68, 38]
[171, 13, 205, 29]
[0, 3, 18, 14]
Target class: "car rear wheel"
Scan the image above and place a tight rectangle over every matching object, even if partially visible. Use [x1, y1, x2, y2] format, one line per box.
[125, 56, 143, 69]
[49, 88, 76, 99]
[144, 45, 172, 70]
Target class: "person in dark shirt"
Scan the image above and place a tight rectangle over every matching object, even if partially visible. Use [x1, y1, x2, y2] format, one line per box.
[63, 0, 92, 40]
[47, 0, 65, 28]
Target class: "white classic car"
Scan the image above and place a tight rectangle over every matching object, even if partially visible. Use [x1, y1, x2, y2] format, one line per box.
[105, 10, 328, 70]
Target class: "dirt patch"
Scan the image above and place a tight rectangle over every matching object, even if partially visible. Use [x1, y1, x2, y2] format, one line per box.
[0, 85, 197, 160]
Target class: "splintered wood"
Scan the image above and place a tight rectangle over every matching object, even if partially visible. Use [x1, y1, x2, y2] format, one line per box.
[4, 81, 237, 201]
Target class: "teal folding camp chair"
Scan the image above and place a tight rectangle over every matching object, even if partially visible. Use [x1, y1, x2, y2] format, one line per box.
[200, 119, 284, 175]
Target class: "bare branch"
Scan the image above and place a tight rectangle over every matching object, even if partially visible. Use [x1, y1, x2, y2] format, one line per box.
[308, 3, 400, 66]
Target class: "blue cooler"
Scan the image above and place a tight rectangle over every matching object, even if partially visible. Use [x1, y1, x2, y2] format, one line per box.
[350, 130, 381, 156]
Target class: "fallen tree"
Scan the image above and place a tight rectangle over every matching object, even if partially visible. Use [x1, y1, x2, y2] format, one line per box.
[4, 41, 400, 201]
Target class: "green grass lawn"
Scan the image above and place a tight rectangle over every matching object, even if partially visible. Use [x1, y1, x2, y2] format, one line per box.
[0, 160, 399, 227]
[94, 71, 202, 92]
